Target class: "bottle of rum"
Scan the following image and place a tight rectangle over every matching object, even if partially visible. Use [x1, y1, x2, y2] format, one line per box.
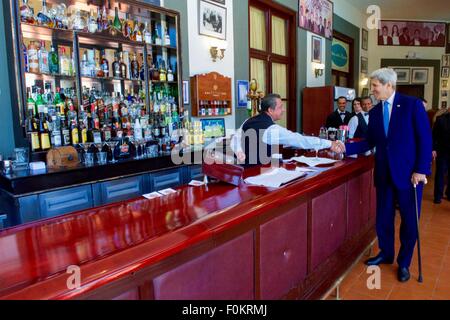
[20, 0, 35, 25]
[130, 53, 140, 80]
[119, 52, 127, 79]
[100, 50, 110, 78]
[133, 21, 143, 42]
[59, 47, 72, 76]
[38, 41, 50, 74]
[37, 0, 53, 28]
[39, 112, 51, 151]
[28, 41, 39, 73]
[112, 53, 121, 78]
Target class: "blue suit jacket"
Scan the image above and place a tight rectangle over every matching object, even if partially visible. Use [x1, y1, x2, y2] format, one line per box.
[347, 93, 432, 189]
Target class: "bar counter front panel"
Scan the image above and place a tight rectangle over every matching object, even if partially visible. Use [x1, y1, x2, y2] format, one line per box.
[0, 155, 376, 300]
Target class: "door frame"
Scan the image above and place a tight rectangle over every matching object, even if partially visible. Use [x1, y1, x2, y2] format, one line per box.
[248, 0, 297, 131]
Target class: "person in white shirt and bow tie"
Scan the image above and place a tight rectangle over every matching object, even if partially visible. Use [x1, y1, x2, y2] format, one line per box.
[348, 96, 373, 139]
[325, 96, 353, 129]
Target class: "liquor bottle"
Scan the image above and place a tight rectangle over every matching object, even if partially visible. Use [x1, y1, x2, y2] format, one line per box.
[101, 124, 112, 142]
[61, 117, 71, 146]
[23, 43, 29, 72]
[88, 9, 98, 33]
[130, 53, 140, 79]
[96, 7, 103, 32]
[100, 50, 110, 77]
[49, 43, 59, 74]
[123, 14, 132, 39]
[134, 118, 143, 141]
[164, 26, 171, 46]
[28, 41, 39, 73]
[134, 21, 143, 42]
[151, 63, 160, 81]
[20, 0, 35, 25]
[112, 7, 122, 35]
[112, 53, 121, 78]
[119, 52, 127, 79]
[27, 95, 40, 151]
[81, 51, 90, 76]
[59, 47, 71, 76]
[154, 25, 162, 45]
[144, 22, 152, 44]
[39, 113, 51, 151]
[38, 41, 50, 74]
[167, 64, 174, 82]
[159, 60, 167, 82]
[37, 0, 53, 28]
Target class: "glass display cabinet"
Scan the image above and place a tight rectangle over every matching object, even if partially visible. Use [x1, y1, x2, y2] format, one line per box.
[9, 0, 183, 159]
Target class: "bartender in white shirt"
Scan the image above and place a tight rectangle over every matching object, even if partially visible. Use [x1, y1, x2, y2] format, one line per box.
[348, 96, 373, 139]
[231, 94, 345, 165]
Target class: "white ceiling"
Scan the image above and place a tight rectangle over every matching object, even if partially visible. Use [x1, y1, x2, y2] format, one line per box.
[344, 0, 450, 21]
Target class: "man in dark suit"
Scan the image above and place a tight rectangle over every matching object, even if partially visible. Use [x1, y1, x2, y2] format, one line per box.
[346, 68, 432, 282]
[399, 27, 411, 45]
[325, 96, 353, 129]
[379, 26, 393, 45]
[433, 25, 446, 46]
[432, 110, 450, 203]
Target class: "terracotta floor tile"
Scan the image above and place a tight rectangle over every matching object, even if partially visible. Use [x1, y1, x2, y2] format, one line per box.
[341, 290, 375, 300]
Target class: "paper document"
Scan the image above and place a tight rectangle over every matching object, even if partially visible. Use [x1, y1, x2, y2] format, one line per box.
[244, 167, 307, 188]
[189, 180, 205, 187]
[290, 156, 339, 167]
[143, 192, 163, 200]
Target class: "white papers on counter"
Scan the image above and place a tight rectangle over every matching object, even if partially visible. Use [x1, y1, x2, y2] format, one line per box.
[143, 188, 178, 200]
[244, 167, 307, 188]
[290, 156, 339, 167]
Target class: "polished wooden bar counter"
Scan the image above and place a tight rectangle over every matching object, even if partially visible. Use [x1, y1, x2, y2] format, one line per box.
[0, 154, 375, 300]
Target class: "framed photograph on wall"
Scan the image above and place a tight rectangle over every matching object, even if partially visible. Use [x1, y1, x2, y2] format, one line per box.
[199, 0, 227, 40]
[361, 56, 368, 74]
[442, 101, 448, 109]
[442, 79, 449, 88]
[183, 80, 190, 105]
[298, 0, 334, 40]
[208, 0, 225, 5]
[411, 68, 429, 84]
[393, 68, 411, 84]
[442, 54, 450, 67]
[362, 28, 368, 50]
[237, 80, 249, 108]
[312, 36, 322, 63]
[378, 20, 446, 47]
[442, 67, 450, 78]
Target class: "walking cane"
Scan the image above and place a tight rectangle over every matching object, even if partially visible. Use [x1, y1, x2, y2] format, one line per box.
[413, 182, 424, 283]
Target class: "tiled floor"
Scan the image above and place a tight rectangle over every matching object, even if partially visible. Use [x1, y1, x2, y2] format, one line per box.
[327, 172, 450, 300]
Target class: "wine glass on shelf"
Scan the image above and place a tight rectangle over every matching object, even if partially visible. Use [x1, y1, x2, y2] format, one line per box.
[106, 140, 119, 163]
[139, 139, 147, 159]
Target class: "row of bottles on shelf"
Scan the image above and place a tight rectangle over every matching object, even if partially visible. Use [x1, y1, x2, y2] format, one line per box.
[20, 0, 173, 46]
[199, 100, 232, 116]
[24, 41, 177, 82]
[25, 82, 182, 153]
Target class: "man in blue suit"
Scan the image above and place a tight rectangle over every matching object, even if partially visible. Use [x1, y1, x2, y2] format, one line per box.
[347, 68, 432, 282]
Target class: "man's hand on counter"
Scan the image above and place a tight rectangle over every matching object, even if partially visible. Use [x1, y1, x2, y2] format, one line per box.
[330, 140, 346, 154]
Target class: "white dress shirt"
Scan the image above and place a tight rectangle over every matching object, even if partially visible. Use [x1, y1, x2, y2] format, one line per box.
[231, 117, 332, 154]
[348, 112, 370, 138]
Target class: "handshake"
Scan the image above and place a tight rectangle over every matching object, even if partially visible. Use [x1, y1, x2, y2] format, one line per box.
[330, 140, 346, 154]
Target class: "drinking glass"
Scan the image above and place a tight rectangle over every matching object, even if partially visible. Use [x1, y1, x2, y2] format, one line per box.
[97, 152, 108, 165]
[311, 136, 321, 159]
[107, 141, 119, 163]
[84, 153, 94, 166]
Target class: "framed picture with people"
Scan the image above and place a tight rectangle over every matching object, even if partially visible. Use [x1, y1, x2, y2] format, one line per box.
[378, 20, 446, 47]
[199, 0, 227, 40]
[298, 0, 334, 40]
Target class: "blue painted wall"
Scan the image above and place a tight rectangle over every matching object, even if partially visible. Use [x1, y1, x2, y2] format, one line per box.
[0, 2, 16, 158]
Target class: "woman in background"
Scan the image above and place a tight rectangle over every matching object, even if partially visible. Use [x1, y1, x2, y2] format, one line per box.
[392, 24, 400, 45]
